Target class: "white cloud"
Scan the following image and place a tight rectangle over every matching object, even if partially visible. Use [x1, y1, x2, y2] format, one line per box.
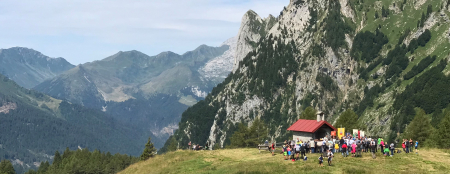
[0, 0, 288, 64]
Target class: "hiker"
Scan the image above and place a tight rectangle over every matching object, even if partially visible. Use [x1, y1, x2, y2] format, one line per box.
[317, 140, 322, 153]
[356, 141, 362, 157]
[344, 137, 349, 147]
[306, 141, 310, 153]
[328, 139, 333, 153]
[339, 137, 344, 153]
[335, 143, 339, 154]
[323, 139, 329, 157]
[318, 154, 324, 167]
[415, 141, 419, 154]
[405, 139, 409, 153]
[188, 141, 191, 150]
[291, 140, 295, 149]
[349, 138, 355, 148]
[300, 142, 306, 159]
[291, 145, 296, 161]
[342, 143, 348, 157]
[402, 139, 406, 153]
[295, 142, 301, 160]
[327, 150, 334, 166]
[322, 139, 327, 155]
[410, 139, 413, 153]
[351, 142, 356, 157]
[310, 140, 315, 153]
[383, 144, 390, 156]
[365, 139, 370, 153]
[271, 142, 275, 156]
[409, 139, 413, 147]
[283, 145, 287, 160]
[377, 138, 381, 152]
[287, 145, 292, 160]
[371, 139, 376, 159]
[390, 142, 395, 157]
[380, 139, 384, 153]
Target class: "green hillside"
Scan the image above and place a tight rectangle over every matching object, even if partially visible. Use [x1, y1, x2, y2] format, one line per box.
[0, 73, 144, 173]
[120, 148, 450, 174]
[164, 0, 450, 153]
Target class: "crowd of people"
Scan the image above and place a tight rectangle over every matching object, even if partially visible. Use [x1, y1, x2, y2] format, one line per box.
[401, 139, 419, 154]
[188, 141, 210, 151]
[274, 135, 419, 166]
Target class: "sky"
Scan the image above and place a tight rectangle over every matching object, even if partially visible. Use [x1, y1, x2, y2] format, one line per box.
[0, 0, 288, 65]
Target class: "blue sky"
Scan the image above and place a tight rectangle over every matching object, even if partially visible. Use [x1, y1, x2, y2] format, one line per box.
[0, 0, 288, 65]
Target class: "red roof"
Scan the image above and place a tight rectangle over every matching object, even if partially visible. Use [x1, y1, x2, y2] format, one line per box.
[287, 119, 336, 133]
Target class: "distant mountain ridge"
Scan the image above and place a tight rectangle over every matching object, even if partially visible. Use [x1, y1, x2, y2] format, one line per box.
[0, 47, 75, 88]
[0, 72, 143, 173]
[33, 38, 238, 148]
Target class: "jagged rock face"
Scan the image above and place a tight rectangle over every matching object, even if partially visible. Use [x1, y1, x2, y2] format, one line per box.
[218, 0, 356, 146]
[0, 47, 75, 88]
[175, 0, 360, 148]
[233, 11, 275, 72]
[199, 37, 237, 83]
[339, 0, 355, 21]
[166, 0, 450, 151]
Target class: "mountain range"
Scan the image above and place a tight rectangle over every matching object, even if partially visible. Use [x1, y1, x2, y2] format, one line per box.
[0, 36, 239, 172]
[164, 0, 450, 150]
[32, 38, 237, 146]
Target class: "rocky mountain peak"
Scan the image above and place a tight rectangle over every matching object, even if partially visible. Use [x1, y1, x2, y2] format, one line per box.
[233, 10, 265, 72]
[0, 47, 74, 88]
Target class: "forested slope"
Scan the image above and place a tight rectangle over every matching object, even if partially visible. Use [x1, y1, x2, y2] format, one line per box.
[0, 73, 143, 173]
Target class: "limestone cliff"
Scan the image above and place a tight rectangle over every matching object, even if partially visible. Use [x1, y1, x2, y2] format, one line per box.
[165, 0, 450, 151]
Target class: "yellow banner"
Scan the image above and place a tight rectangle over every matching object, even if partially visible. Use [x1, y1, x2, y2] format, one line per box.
[338, 128, 345, 139]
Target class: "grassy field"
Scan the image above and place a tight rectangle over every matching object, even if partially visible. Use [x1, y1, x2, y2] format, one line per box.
[119, 148, 450, 174]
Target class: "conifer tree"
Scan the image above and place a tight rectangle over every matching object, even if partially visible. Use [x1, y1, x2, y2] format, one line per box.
[426, 4, 433, 17]
[37, 161, 50, 173]
[435, 111, 450, 148]
[53, 151, 62, 167]
[230, 123, 249, 147]
[62, 147, 71, 159]
[334, 109, 359, 130]
[300, 106, 317, 120]
[140, 137, 157, 161]
[381, 6, 387, 17]
[248, 118, 268, 146]
[420, 13, 426, 27]
[404, 109, 433, 144]
[167, 136, 178, 152]
[0, 160, 16, 174]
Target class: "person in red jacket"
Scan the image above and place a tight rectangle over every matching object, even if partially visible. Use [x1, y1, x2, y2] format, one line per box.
[271, 143, 275, 156]
[342, 143, 348, 157]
